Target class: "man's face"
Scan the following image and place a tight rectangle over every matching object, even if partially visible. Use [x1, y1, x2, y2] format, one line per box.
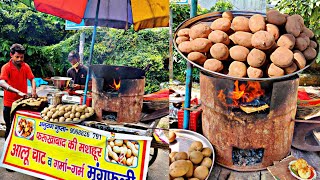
[10, 52, 24, 66]
[69, 58, 79, 68]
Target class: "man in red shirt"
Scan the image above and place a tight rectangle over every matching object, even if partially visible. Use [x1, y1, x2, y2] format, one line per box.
[0, 44, 37, 141]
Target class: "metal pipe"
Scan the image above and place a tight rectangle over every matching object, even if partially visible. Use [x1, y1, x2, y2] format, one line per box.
[183, 0, 197, 129]
[83, 0, 101, 105]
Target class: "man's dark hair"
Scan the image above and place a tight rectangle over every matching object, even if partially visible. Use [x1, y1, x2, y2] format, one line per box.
[10, 43, 25, 54]
[68, 51, 80, 62]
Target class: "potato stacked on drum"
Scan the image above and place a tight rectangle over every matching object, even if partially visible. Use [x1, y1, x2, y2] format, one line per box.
[41, 104, 95, 123]
[176, 10, 318, 78]
[169, 141, 213, 180]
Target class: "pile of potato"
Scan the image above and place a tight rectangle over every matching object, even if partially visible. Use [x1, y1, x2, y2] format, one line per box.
[106, 139, 139, 167]
[18, 97, 48, 104]
[40, 104, 94, 123]
[176, 10, 318, 78]
[169, 141, 213, 180]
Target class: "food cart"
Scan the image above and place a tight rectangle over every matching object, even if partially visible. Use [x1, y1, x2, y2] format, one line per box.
[0, 70, 168, 180]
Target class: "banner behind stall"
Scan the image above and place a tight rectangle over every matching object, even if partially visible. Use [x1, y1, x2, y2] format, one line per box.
[0, 111, 151, 180]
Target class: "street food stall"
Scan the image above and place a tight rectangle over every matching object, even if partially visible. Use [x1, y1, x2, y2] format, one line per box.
[170, 9, 319, 180]
[0, 65, 170, 180]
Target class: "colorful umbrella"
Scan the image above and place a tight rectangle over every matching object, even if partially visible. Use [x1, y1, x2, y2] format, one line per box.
[17, 0, 169, 103]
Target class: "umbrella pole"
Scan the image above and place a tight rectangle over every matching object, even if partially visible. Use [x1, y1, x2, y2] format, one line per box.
[83, 0, 101, 105]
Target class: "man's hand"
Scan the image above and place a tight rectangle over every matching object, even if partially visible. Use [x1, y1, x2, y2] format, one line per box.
[17, 91, 29, 99]
[31, 91, 38, 98]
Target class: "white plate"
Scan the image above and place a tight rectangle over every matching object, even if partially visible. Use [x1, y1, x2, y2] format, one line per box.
[15, 117, 35, 140]
[169, 129, 215, 180]
[75, 90, 84, 95]
[288, 160, 317, 180]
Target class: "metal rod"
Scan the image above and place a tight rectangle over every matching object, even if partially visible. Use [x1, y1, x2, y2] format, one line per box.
[83, 0, 101, 105]
[183, 0, 197, 129]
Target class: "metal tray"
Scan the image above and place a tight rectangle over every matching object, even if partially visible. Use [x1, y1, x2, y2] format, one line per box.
[170, 129, 215, 180]
[173, 11, 320, 82]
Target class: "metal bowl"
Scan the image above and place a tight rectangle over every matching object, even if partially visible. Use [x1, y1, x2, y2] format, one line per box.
[51, 77, 72, 90]
[173, 11, 319, 82]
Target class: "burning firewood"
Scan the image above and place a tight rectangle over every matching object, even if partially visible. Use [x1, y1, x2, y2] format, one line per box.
[240, 104, 269, 114]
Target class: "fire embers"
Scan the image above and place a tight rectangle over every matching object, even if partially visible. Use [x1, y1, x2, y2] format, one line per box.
[106, 139, 139, 167]
[108, 78, 121, 92]
[217, 80, 269, 113]
[232, 148, 264, 166]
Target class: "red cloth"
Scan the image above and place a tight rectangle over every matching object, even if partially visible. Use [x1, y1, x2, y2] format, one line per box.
[0, 60, 34, 107]
[34, 0, 88, 24]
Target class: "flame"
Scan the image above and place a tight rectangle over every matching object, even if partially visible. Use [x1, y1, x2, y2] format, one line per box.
[109, 78, 121, 91]
[218, 81, 265, 107]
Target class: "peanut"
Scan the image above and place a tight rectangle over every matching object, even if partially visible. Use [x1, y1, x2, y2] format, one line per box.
[115, 139, 123, 146]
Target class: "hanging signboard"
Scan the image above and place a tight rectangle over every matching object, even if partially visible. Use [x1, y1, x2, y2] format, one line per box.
[170, 0, 189, 4]
[0, 110, 151, 180]
[65, 20, 93, 30]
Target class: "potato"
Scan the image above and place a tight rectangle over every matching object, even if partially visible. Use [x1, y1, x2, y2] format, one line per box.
[178, 41, 193, 53]
[302, 27, 314, 38]
[173, 178, 184, 180]
[47, 111, 53, 118]
[49, 118, 54, 122]
[59, 117, 65, 122]
[299, 33, 310, 46]
[295, 37, 309, 51]
[189, 178, 200, 180]
[177, 28, 190, 37]
[229, 32, 253, 48]
[286, 15, 303, 37]
[191, 38, 212, 53]
[169, 160, 190, 178]
[201, 157, 213, 169]
[203, 59, 224, 72]
[247, 66, 263, 78]
[73, 118, 79, 121]
[268, 63, 285, 77]
[222, 11, 233, 21]
[210, 43, 229, 60]
[277, 34, 296, 50]
[70, 113, 75, 119]
[188, 52, 207, 65]
[210, 18, 231, 32]
[201, 148, 212, 157]
[189, 23, 211, 39]
[185, 160, 194, 177]
[194, 166, 209, 180]
[80, 115, 86, 119]
[75, 112, 81, 118]
[284, 62, 298, 74]
[52, 112, 59, 119]
[64, 112, 71, 118]
[228, 61, 247, 77]
[229, 45, 249, 62]
[189, 151, 204, 165]
[174, 152, 188, 161]
[247, 48, 266, 68]
[169, 131, 176, 143]
[65, 106, 72, 112]
[249, 14, 265, 33]
[293, 50, 306, 69]
[85, 113, 92, 118]
[170, 152, 178, 163]
[270, 47, 294, 68]
[176, 36, 189, 45]
[43, 116, 49, 121]
[58, 110, 65, 116]
[310, 40, 318, 49]
[266, 9, 286, 25]
[208, 30, 230, 45]
[231, 16, 250, 32]
[188, 141, 203, 152]
[53, 119, 59, 123]
[251, 31, 275, 50]
[266, 24, 280, 40]
[303, 47, 317, 60]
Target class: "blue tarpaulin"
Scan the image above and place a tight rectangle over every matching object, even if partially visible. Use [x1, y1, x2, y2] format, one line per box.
[27, 78, 48, 87]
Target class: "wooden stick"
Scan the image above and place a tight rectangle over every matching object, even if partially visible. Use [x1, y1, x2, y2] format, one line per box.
[294, 119, 320, 124]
